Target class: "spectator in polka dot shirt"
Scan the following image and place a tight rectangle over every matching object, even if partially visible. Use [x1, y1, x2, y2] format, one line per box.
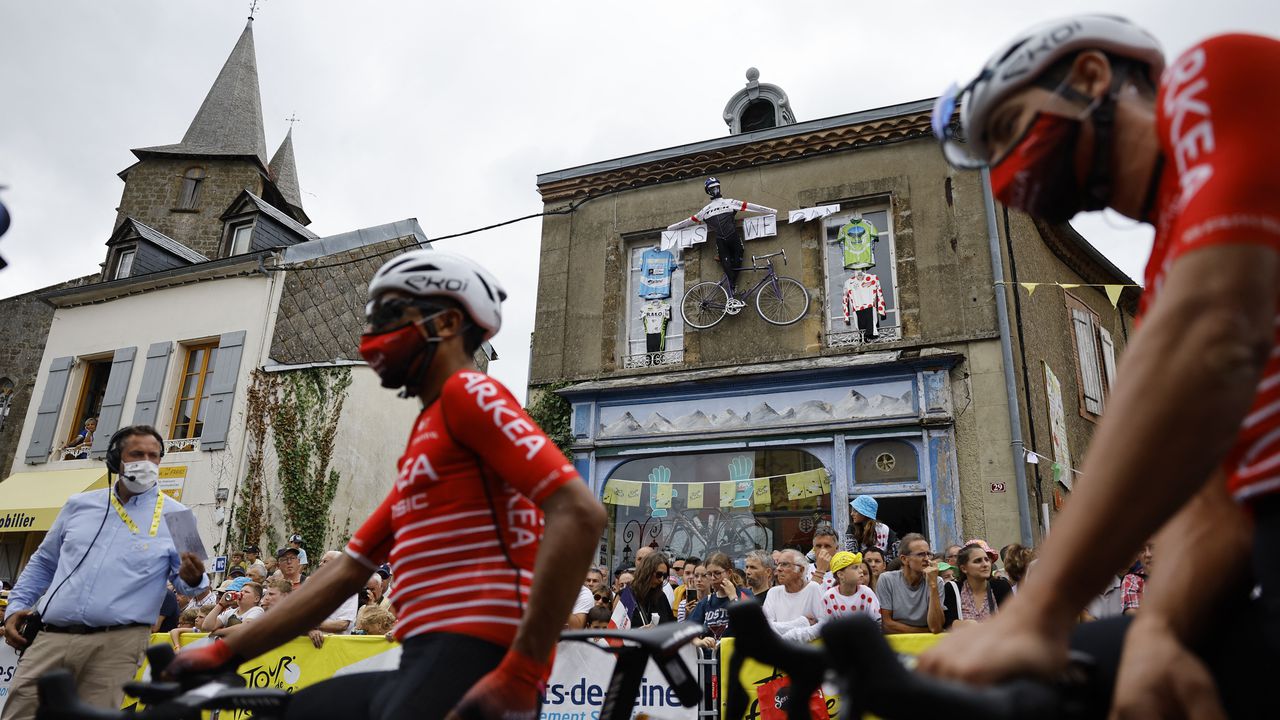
[785, 551, 881, 642]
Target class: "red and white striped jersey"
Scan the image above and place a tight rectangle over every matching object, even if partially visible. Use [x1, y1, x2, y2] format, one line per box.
[346, 370, 577, 646]
[1139, 35, 1280, 502]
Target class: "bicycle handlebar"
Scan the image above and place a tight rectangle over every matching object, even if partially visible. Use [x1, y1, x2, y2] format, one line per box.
[751, 250, 787, 265]
[725, 602, 1084, 720]
[36, 643, 290, 720]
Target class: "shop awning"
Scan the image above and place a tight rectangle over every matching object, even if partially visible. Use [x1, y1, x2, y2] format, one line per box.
[0, 469, 110, 532]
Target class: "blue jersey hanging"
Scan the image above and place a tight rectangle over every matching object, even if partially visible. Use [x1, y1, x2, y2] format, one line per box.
[638, 248, 678, 299]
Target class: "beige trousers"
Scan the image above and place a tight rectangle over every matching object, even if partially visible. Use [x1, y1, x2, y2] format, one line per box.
[1, 626, 150, 720]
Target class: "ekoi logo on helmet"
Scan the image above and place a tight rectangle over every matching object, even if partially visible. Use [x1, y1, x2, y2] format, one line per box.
[404, 276, 469, 293]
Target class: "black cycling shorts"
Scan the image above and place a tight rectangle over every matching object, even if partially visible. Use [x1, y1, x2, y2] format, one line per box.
[285, 632, 506, 720]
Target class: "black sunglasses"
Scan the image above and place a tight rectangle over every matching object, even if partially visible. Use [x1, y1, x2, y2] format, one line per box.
[365, 297, 448, 329]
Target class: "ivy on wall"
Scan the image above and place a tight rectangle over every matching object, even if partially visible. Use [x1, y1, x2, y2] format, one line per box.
[231, 367, 352, 555]
[272, 367, 353, 555]
[525, 383, 573, 460]
[229, 370, 277, 550]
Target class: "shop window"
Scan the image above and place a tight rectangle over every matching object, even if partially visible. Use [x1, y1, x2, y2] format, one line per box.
[64, 357, 112, 451]
[170, 342, 219, 440]
[821, 205, 900, 347]
[600, 448, 830, 570]
[176, 167, 205, 210]
[854, 440, 919, 484]
[622, 239, 685, 369]
[1066, 293, 1116, 419]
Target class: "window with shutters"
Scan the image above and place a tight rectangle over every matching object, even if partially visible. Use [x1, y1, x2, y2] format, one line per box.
[170, 343, 219, 440]
[175, 167, 205, 211]
[1065, 294, 1117, 420]
[64, 357, 112, 449]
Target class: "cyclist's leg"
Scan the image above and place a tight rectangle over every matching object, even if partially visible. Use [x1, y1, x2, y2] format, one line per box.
[284, 671, 390, 720]
[716, 235, 739, 290]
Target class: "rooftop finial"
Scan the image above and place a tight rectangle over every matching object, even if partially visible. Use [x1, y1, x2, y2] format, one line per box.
[285, 113, 301, 130]
[745, 67, 760, 83]
[248, 0, 261, 20]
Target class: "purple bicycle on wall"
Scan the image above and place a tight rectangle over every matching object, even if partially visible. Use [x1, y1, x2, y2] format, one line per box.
[680, 250, 810, 329]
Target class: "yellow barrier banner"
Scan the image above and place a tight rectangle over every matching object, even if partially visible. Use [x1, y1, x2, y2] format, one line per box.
[125, 633, 401, 716]
[719, 633, 942, 720]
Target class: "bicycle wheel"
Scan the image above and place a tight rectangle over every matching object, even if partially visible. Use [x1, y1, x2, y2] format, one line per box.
[756, 276, 809, 325]
[682, 281, 730, 329]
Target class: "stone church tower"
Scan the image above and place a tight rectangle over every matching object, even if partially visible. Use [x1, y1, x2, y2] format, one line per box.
[111, 18, 308, 263]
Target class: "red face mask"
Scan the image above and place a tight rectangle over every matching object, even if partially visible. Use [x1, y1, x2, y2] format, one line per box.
[359, 321, 439, 391]
[989, 112, 1088, 224]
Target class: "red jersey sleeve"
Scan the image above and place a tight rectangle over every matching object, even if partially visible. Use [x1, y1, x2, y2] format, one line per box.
[440, 371, 579, 505]
[1158, 34, 1280, 261]
[345, 490, 395, 570]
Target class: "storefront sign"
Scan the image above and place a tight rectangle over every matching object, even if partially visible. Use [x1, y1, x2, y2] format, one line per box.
[0, 513, 38, 531]
[159, 466, 187, 501]
[1042, 364, 1073, 491]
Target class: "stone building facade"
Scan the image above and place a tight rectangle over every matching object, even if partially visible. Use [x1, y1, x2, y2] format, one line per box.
[0, 19, 474, 580]
[532, 74, 1136, 567]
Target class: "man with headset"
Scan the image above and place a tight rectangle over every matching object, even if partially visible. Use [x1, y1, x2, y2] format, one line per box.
[1, 425, 208, 719]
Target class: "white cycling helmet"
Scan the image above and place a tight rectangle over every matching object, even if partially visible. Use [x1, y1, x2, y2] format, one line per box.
[367, 249, 507, 341]
[931, 15, 1164, 169]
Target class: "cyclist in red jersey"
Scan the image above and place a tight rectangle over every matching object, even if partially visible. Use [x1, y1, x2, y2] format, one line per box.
[922, 15, 1280, 718]
[168, 250, 607, 719]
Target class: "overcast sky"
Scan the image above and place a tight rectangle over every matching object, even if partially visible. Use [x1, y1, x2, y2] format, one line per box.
[0, 1, 1271, 401]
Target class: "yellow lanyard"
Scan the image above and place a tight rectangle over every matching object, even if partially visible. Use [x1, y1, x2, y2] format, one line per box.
[110, 490, 166, 537]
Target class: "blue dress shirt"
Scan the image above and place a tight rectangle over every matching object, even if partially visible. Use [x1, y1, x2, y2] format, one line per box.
[5, 483, 209, 627]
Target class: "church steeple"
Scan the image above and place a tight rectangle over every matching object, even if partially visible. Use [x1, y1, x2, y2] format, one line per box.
[268, 128, 309, 224]
[133, 19, 269, 166]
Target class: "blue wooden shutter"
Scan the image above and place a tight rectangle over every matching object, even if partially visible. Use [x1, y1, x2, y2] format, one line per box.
[131, 342, 174, 428]
[199, 331, 247, 451]
[24, 356, 74, 464]
[90, 347, 139, 457]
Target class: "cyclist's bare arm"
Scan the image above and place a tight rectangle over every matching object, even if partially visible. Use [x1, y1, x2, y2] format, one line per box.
[217, 555, 369, 661]
[1144, 478, 1252, 641]
[509, 480, 607, 664]
[921, 244, 1279, 681]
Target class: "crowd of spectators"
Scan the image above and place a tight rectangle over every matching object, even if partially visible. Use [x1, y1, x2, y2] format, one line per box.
[570, 494, 1155, 650]
[164, 534, 400, 650]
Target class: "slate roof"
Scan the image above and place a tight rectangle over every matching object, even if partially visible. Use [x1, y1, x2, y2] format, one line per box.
[240, 191, 319, 240]
[128, 219, 209, 263]
[269, 129, 307, 222]
[133, 20, 269, 166]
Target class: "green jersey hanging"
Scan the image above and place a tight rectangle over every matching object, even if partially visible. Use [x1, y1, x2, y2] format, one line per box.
[836, 218, 879, 269]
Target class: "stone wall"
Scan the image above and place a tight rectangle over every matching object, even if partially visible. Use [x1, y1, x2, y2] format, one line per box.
[0, 275, 98, 478]
[115, 157, 267, 259]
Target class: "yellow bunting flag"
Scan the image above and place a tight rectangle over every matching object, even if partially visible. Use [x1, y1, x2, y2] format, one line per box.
[655, 484, 673, 509]
[719, 481, 736, 507]
[785, 473, 807, 500]
[618, 480, 643, 507]
[1104, 284, 1125, 308]
[752, 478, 771, 506]
[601, 480, 622, 505]
[686, 483, 704, 509]
[820, 469, 831, 494]
[1020, 282, 1039, 296]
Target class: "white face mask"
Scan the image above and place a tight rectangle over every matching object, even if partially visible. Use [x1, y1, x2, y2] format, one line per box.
[119, 460, 160, 493]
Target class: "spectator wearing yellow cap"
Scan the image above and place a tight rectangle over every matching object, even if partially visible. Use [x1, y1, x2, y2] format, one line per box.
[785, 551, 882, 643]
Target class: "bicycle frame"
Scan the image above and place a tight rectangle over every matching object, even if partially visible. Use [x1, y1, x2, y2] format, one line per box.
[720, 252, 785, 300]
